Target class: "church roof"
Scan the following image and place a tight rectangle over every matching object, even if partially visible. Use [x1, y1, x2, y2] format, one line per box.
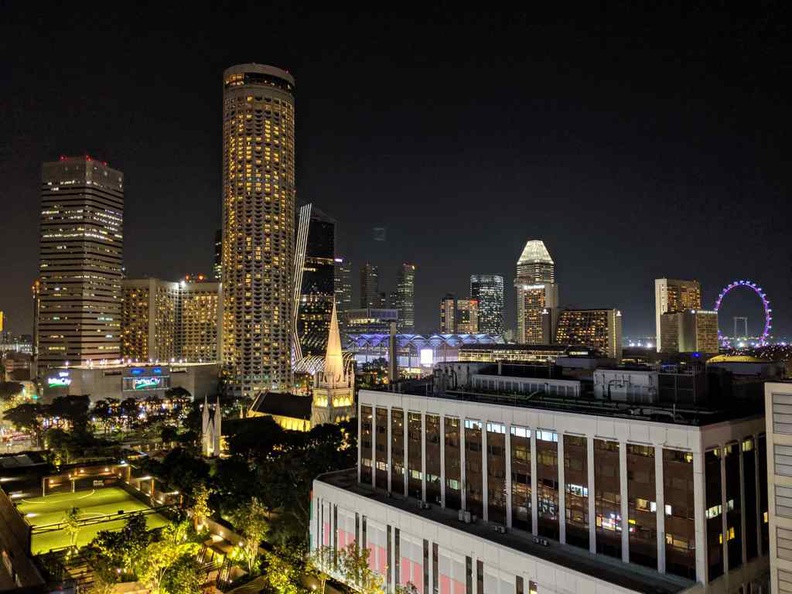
[517, 240, 553, 265]
[249, 392, 311, 420]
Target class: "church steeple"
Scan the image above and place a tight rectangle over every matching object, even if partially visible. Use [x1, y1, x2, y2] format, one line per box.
[312, 300, 355, 427]
[324, 301, 345, 387]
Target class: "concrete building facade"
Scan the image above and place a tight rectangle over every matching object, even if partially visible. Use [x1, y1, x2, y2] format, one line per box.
[312, 384, 769, 593]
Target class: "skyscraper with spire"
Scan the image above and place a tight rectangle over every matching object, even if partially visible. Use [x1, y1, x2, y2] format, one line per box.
[515, 240, 558, 344]
[311, 302, 354, 426]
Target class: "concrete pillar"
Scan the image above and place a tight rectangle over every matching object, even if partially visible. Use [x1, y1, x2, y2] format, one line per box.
[558, 434, 566, 544]
[357, 408, 362, 484]
[461, 419, 467, 511]
[421, 413, 427, 502]
[739, 440, 747, 565]
[506, 424, 513, 528]
[620, 442, 629, 563]
[755, 434, 762, 557]
[482, 423, 489, 522]
[440, 416, 446, 508]
[371, 406, 377, 488]
[588, 437, 596, 554]
[721, 444, 728, 574]
[693, 445, 707, 583]
[403, 411, 409, 496]
[531, 430, 538, 535]
[387, 407, 393, 494]
[655, 445, 666, 574]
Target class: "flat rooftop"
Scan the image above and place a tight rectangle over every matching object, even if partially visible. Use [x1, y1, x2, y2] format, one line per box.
[382, 383, 764, 426]
[319, 469, 693, 594]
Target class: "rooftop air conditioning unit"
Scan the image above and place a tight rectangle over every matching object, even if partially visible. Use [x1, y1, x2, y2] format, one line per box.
[494, 525, 506, 534]
[463, 511, 472, 523]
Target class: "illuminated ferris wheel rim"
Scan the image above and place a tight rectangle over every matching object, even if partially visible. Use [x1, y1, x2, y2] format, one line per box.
[713, 279, 772, 344]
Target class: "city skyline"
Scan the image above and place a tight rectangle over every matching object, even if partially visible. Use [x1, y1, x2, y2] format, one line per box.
[2, 7, 791, 339]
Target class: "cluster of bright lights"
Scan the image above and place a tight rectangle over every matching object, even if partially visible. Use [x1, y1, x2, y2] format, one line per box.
[713, 280, 772, 345]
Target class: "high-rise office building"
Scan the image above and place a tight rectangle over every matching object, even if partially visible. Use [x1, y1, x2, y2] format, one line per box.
[213, 229, 222, 281]
[396, 263, 416, 332]
[655, 278, 701, 352]
[360, 263, 380, 309]
[659, 310, 719, 355]
[440, 294, 456, 333]
[221, 64, 295, 396]
[293, 204, 336, 358]
[181, 278, 221, 362]
[555, 308, 623, 360]
[470, 274, 504, 335]
[456, 298, 479, 334]
[515, 240, 558, 344]
[37, 157, 124, 369]
[121, 279, 180, 362]
[334, 258, 353, 313]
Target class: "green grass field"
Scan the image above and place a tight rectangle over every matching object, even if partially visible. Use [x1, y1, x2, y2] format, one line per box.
[17, 487, 169, 554]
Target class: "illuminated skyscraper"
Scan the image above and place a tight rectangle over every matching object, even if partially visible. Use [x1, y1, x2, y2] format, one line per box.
[396, 263, 416, 332]
[456, 298, 479, 334]
[515, 240, 558, 344]
[470, 274, 504, 335]
[213, 229, 222, 281]
[181, 277, 221, 362]
[121, 279, 180, 362]
[555, 308, 622, 360]
[334, 258, 353, 333]
[659, 310, 718, 354]
[440, 294, 456, 333]
[293, 204, 336, 358]
[121, 277, 221, 363]
[222, 64, 295, 396]
[655, 278, 701, 352]
[37, 157, 123, 369]
[360, 263, 380, 309]
[440, 294, 479, 333]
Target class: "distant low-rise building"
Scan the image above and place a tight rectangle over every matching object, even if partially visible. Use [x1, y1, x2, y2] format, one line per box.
[40, 362, 219, 402]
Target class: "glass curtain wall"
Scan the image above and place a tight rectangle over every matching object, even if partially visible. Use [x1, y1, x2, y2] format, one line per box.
[510, 426, 531, 531]
[564, 435, 588, 549]
[594, 439, 621, 558]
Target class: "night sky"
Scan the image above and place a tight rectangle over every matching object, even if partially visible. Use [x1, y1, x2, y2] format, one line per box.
[2, 4, 791, 338]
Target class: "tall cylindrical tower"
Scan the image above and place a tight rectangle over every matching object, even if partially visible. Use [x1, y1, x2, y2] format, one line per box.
[221, 64, 296, 396]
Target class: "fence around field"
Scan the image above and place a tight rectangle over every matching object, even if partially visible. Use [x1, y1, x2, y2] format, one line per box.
[31, 505, 167, 534]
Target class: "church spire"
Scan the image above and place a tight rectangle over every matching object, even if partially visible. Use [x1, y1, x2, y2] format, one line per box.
[324, 301, 344, 386]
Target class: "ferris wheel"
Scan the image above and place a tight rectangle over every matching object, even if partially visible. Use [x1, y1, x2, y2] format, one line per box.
[713, 280, 772, 345]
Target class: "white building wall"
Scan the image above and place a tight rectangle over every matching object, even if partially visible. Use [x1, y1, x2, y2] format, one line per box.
[767, 382, 792, 593]
[314, 478, 646, 594]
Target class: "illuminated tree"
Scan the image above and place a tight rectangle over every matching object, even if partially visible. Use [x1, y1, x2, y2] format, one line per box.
[235, 497, 269, 574]
[263, 550, 302, 594]
[191, 483, 212, 531]
[335, 543, 383, 594]
[2, 402, 44, 446]
[138, 521, 198, 594]
[64, 506, 81, 549]
[87, 513, 150, 578]
[160, 555, 205, 594]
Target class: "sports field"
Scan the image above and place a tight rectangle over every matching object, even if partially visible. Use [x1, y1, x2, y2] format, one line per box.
[17, 487, 169, 554]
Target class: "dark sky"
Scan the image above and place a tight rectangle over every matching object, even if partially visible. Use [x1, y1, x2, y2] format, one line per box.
[2, 4, 791, 338]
